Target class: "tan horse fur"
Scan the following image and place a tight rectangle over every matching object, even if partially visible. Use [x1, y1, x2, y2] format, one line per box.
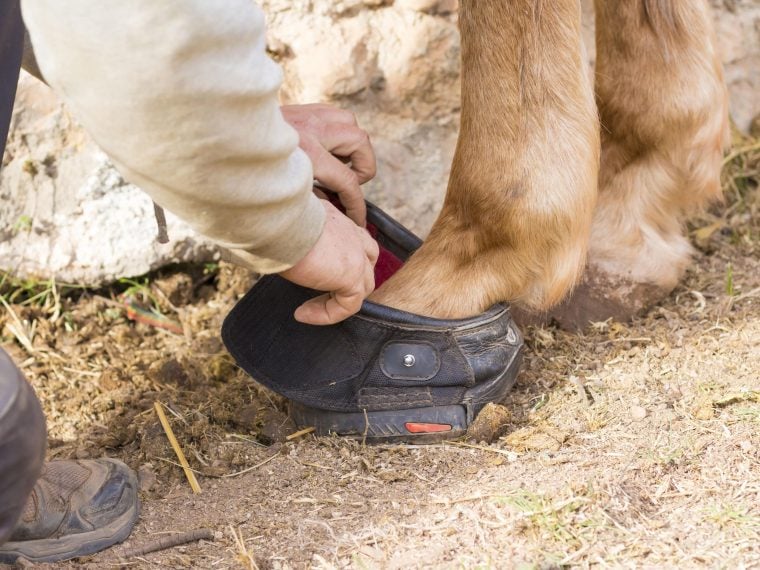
[371, 0, 728, 327]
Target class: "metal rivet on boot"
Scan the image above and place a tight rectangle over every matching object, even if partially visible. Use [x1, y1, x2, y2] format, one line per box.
[403, 354, 416, 367]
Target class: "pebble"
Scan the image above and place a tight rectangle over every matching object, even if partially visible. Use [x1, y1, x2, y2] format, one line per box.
[630, 405, 648, 420]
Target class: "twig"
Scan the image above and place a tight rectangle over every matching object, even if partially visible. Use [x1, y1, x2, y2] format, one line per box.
[512, 496, 592, 518]
[430, 492, 511, 505]
[444, 440, 518, 459]
[154, 455, 278, 479]
[229, 525, 259, 570]
[154, 402, 202, 494]
[362, 408, 369, 447]
[121, 528, 213, 558]
[286, 426, 316, 441]
[1, 297, 35, 353]
[153, 201, 170, 244]
[732, 286, 760, 303]
[291, 458, 338, 472]
[226, 433, 268, 447]
[722, 140, 760, 165]
[570, 375, 592, 407]
[153, 456, 206, 476]
[598, 336, 652, 346]
[61, 367, 100, 378]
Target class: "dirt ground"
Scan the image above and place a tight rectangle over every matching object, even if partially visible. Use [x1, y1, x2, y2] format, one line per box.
[1, 128, 758, 569]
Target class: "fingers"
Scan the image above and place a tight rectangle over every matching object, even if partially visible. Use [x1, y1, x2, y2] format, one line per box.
[294, 261, 371, 325]
[306, 122, 378, 225]
[294, 260, 374, 326]
[293, 289, 364, 326]
[293, 226, 378, 326]
[319, 122, 377, 184]
[294, 260, 377, 326]
[283, 104, 377, 227]
[282, 104, 376, 184]
[309, 143, 366, 226]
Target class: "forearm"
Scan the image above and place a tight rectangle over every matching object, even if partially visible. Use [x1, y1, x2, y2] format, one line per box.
[20, 0, 324, 273]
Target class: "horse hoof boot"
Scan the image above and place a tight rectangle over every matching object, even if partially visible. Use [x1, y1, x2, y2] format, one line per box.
[223, 199, 524, 443]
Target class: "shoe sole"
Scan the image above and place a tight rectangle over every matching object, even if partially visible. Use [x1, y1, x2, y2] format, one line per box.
[0, 461, 139, 564]
[291, 345, 522, 443]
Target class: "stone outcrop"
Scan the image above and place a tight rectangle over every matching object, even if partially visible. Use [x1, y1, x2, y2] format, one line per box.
[1, 0, 757, 284]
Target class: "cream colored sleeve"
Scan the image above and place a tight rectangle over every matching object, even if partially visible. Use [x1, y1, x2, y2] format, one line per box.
[20, 0, 325, 274]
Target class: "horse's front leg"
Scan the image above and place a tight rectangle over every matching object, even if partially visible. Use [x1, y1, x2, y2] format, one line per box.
[370, 0, 600, 319]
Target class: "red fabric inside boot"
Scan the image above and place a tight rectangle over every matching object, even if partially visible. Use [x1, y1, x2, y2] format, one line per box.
[367, 223, 404, 287]
[324, 191, 403, 287]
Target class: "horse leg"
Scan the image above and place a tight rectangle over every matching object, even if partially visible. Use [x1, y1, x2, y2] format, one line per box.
[370, 0, 599, 319]
[548, 0, 729, 328]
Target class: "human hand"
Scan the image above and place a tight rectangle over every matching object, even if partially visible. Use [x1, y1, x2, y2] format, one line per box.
[280, 200, 379, 325]
[282, 104, 376, 227]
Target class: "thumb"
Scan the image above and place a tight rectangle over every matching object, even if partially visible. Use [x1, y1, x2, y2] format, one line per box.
[293, 289, 364, 326]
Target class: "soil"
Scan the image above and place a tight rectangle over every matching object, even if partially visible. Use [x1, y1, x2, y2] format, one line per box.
[1, 134, 758, 569]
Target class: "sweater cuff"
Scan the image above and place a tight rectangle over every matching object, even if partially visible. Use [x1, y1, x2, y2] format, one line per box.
[228, 192, 326, 274]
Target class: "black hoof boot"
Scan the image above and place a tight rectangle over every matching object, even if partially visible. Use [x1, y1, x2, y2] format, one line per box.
[223, 200, 524, 443]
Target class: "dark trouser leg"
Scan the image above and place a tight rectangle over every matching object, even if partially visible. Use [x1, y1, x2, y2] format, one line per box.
[0, 349, 47, 545]
[0, 1, 49, 543]
[0, 0, 24, 158]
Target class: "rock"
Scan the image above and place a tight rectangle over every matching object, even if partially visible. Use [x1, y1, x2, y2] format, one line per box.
[467, 402, 512, 442]
[231, 403, 259, 432]
[275, 15, 380, 100]
[708, 0, 760, 132]
[2, 1, 757, 283]
[0, 75, 218, 286]
[630, 405, 648, 421]
[137, 463, 158, 492]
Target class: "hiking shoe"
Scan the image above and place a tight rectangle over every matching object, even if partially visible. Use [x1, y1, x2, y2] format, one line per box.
[0, 458, 139, 563]
[222, 199, 524, 442]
